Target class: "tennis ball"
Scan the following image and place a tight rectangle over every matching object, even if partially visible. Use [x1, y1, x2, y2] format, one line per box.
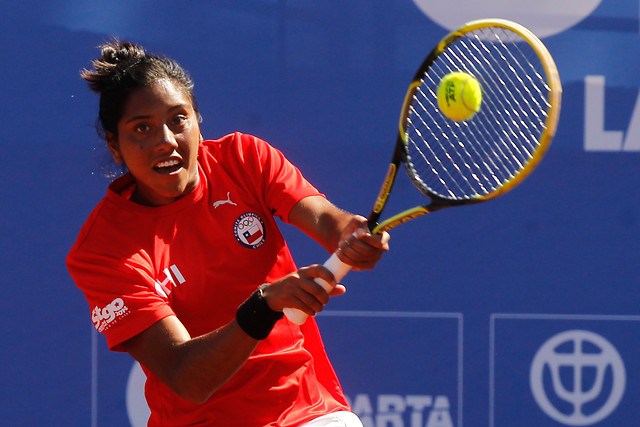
[437, 72, 482, 121]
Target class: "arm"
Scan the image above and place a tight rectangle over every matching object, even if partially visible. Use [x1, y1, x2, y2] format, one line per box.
[288, 195, 390, 271]
[122, 316, 259, 404]
[122, 197, 389, 404]
[121, 261, 344, 404]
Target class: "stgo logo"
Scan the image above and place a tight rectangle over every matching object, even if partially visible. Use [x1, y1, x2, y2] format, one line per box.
[91, 297, 130, 332]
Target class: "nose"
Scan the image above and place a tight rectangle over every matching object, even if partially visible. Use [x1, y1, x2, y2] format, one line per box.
[157, 124, 179, 151]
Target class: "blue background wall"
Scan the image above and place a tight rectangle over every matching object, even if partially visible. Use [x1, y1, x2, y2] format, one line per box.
[1, 1, 638, 426]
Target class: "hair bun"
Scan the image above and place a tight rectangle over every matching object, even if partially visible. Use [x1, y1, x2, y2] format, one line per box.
[81, 39, 147, 93]
[102, 40, 145, 66]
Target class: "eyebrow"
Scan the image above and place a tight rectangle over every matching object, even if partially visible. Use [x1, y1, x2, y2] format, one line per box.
[123, 104, 191, 124]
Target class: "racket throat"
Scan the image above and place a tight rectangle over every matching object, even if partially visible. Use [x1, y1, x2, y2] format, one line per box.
[372, 206, 432, 234]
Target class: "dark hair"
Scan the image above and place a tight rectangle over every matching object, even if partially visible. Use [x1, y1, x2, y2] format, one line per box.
[81, 39, 201, 140]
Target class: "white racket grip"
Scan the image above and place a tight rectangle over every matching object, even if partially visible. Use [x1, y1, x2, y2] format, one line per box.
[283, 252, 353, 325]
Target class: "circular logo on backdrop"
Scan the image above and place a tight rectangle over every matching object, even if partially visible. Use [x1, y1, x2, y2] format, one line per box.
[411, 0, 602, 38]
[529, 330, 626, 426]
[234, 213, 266, 248]
[127, 362, 150, 427]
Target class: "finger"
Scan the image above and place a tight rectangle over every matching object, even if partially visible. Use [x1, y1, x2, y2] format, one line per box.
[299, 265, 337, 295]
[340, 236, 385, 259]
[265, 279, 326, 315]
[352, 230, 391, 250]
[336, 240, 386, 271]
[328, 284, 347, 297]
[340, 215, 368, 241]
[371, 230, 391, 247]
[290, 290, 326, 315]
[285, 277, 344, 316]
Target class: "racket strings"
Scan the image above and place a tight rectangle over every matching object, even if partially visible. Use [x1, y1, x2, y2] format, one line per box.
[472, 30, 548, 153]
[409, 67, 516, 197]
[409, 97, 492, 196]
[408, 95, 485, 197]
[446, 34, 540, 176]
[492, 30, 552, 123]
[455, 37, 535, 170]
[410, 66, 512, 197]
[404, 26, 551, 200]
[410, 56, 503, 197]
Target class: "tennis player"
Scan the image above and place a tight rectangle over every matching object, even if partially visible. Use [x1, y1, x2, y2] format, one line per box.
[66, 40, 390, 426]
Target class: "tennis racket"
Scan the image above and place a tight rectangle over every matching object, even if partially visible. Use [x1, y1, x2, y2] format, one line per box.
[284, 18, 562, 325]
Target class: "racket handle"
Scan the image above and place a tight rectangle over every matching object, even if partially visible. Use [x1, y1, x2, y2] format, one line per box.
[283, 252, 352, 325]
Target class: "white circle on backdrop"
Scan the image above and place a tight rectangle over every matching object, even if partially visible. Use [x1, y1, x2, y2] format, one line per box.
[412, 0, 603, 38]
[126, 361, 150, 427]
[529, 330, 626, 426]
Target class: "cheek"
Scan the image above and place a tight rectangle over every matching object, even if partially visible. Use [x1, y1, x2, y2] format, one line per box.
[186, 128, 202, 157]
[116, 143, 148, 168]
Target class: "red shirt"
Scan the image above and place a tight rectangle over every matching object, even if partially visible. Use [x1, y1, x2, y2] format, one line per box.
[67, 133, 350, 426]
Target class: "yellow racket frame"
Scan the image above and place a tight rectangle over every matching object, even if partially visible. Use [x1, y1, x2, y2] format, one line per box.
[370, 19, 562, 234]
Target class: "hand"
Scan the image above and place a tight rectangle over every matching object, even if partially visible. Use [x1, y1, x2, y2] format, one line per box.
[335, 215, 390, 271]
[261, 265, 347, 317]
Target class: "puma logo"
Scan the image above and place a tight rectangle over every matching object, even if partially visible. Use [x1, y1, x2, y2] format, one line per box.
[213, 192, 237, 208]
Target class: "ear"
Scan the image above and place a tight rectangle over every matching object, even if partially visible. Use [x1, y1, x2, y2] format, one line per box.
[105, 132, 123, 164]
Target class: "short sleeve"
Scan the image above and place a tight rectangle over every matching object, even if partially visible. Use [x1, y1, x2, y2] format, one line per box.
[67, 245, 175, 351]
[242, 134, 325, 222]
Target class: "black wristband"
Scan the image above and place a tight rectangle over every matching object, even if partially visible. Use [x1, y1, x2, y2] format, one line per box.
[236, 284, 284, 340]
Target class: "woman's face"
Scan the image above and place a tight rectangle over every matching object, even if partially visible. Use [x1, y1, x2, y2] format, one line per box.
[107, 79, 202, 206]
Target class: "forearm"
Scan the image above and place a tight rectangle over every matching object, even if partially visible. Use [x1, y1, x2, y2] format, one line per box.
[289, 195, 390, 271]
[167, 320, 259, 403]
[289, 196, 355, 253]
[123, 315, 259, 404]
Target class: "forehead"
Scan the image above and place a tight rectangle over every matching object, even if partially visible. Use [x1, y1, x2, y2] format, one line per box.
[121, 79, 193, 118]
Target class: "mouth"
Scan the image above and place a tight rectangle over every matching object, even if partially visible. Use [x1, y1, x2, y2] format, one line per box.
[154, 158, 183, 174]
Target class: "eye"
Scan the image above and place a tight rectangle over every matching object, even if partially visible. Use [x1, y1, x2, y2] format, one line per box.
[134, 122, 151, 134]
[171, 114, 188, 127]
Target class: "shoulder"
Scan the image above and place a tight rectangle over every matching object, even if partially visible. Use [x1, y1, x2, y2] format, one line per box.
[199, 132, 285, 176]
[67, 186, 151, 266]
[67, 199, 106, 259]
[200, 132, 274, 158]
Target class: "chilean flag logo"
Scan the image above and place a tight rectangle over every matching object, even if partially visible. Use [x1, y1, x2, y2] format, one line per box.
[234, 212, 266, 248]
[243, 227, 263, 244]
